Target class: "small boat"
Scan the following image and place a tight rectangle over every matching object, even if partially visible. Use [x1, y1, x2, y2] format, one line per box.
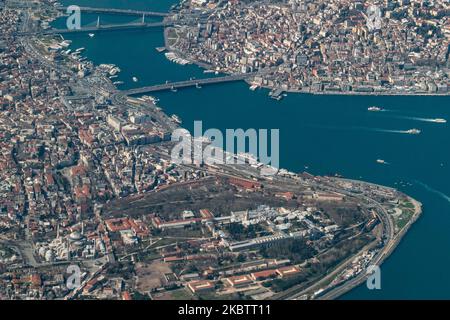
[88, 33, 95, 38]
[406, 129, 421, 135]
[113, 81, 124, 85]
[171, 114, 182, 124]
[60, 40, 71, 48]
[368, 106, 383, 112]
[376, 159, 388, 165]
[141, 95, 159, 104]
[430, 118, 447, 124]
[109, 68, 119, 76]
[132, 77, 138, 82]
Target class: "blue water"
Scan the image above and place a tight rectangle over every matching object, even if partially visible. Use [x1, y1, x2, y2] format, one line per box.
[54, 0, 450, 299]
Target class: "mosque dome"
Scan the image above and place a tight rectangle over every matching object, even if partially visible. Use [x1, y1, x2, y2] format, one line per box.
[45, 250, 54, 262]
[69, 231, 83, 241]
[38, 247, 46, 257]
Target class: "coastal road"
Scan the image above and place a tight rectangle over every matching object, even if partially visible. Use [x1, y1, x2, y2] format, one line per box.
[318, 195, 421, 300]
[284, 179, 395, 300]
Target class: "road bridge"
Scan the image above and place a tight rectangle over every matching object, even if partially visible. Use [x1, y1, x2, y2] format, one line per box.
[121, 73, 255, 96]
[58, 6, 169, 17]
[16, 21, 172, 36]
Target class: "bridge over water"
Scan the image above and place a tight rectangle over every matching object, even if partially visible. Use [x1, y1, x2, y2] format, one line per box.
[57, 6, 169, 17]
[17, 21, 172, 36]
[122, 74, 256, 96]
[111, 73, 257, 105]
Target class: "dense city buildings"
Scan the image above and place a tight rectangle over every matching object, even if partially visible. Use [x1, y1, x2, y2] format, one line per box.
[0, 0, 424, 301]
[168, 0, 450, 96]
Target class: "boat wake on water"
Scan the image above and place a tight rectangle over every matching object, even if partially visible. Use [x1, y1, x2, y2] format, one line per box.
[376, 111, 447, 124]
[308, 125, 421, 135]
[415, 181, 450, 204]
[393, 115, 447, 124]
[371, 128, 409, 134]
[371, 128, 422, 135]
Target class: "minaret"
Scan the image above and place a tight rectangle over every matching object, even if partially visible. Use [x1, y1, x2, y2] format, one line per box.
[66, 239, 71, 261]
[93, 238, 96, 259]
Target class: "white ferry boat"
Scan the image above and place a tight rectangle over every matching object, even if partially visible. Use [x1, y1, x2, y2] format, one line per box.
[431, 118, 447, 124]
[406, 129, 421, 135]
[171, 114, 182, 124]
[108, 67, 121, 76]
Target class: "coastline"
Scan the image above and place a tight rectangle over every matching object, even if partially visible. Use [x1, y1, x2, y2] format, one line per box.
[318, 194, 422, 300]
[163, 25, 450, 98]
[37, 9, 426, 301]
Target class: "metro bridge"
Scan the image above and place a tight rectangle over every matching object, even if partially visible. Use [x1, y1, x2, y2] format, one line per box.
[44, 21, 171, 35]
[57, 6, 169, 17]
[16, 20, 172, 36]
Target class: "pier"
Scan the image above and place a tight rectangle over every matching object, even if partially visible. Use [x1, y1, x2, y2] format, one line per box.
[57, 6, 169, 17]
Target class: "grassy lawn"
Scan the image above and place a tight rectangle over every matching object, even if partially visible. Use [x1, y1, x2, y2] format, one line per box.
[198, 292, 240, 300]
[395, 209, 414, 230]
[393, 200, 417, 230]
[138, 251, 161, 262]
[401, 201, 415, 210]
[168, 288, 194, 300]
[149, 237, 180, 248]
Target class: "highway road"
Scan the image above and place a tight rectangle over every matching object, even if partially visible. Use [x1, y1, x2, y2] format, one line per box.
[279, 179, 395, 300]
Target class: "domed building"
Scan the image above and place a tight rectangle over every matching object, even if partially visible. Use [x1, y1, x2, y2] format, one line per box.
[45, 249, 54, 262]
[69, 231, 84, 242]
[38, 246, 46, 258]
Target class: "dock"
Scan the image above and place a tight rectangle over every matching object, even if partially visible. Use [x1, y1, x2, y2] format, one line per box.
[269, 89, 284, 100]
